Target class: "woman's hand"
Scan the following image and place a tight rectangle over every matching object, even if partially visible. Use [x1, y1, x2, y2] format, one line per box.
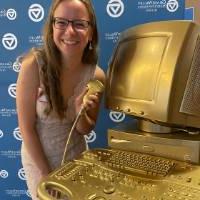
[74, 85, 102, 134]
[75, 86, 101, 115]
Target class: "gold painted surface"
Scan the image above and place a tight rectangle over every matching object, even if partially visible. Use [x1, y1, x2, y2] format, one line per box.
[83, 79, 105, 104]
[37, 148, 200, 200]
[105, 20, 200, 128]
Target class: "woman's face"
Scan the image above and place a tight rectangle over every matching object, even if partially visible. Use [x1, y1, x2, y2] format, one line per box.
[53, 0, 92, 61]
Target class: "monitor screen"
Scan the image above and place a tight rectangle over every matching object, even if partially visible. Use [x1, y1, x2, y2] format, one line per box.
[109, 36, 168, 101]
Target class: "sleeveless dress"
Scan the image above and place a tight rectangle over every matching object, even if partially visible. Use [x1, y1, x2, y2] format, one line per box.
[21, 49, 95, 200]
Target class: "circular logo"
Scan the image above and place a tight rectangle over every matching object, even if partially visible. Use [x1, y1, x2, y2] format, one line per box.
[6, 8, 17, 20]
[13, 127, 22, 141]
[28, 4, 44, 22]
[13, 61, 21, 72]
[2, 33, 18, 50]
[0, 130, 3, 138]
[8, 83, 17, 98]
[107, 0, 124, 18]
[18, 168, 26, 180]
[166, 0, 179, 12]
[84, 130, 96, 143]
[0, 170, 9, 179]
[26, 190, 31, 197]
[13, 55, 23, 72]
[109, 111, 125, 122]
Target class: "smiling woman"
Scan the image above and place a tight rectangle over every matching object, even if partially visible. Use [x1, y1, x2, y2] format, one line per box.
[51, 0, 94, 60]
[16, 0, 105, 199]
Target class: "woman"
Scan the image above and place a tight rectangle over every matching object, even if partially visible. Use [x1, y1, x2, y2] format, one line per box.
[16, 0, 105, 199]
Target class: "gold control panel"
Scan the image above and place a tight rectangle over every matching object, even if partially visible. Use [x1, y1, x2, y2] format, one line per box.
[37, 148, 200, 200]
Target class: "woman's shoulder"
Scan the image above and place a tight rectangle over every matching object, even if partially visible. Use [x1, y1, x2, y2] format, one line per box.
[17, 51, 40, 91]
[19, 49, 41, 81]
[21, 50, 37, 70]
[21, 47, 45, 72]
[94, 65, 106, 84]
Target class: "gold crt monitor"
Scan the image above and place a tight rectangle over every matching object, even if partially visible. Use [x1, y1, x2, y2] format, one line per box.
[106, 20, 200, 129]
[37, 20, 200, 200]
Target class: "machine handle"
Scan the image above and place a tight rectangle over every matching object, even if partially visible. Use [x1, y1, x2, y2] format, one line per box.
[37, 179, 73, 200]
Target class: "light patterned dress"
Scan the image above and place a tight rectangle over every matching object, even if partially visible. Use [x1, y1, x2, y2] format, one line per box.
[21, 49, 95, 200]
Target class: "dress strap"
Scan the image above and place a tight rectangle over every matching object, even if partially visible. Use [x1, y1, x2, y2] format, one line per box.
[84, 64, 96, 83]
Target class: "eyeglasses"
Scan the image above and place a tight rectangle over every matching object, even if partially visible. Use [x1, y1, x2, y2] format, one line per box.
[53, 17, 91, 31]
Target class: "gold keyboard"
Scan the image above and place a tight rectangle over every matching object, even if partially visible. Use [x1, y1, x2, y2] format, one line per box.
[37, 148, 200, 200]
[84, 149, 175, 176]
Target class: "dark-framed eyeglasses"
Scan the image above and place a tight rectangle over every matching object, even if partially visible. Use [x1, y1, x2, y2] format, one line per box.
[53, 17, 91, 31]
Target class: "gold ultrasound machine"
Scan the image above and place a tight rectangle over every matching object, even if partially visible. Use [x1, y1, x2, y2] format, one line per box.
[37, 20, 200, 200]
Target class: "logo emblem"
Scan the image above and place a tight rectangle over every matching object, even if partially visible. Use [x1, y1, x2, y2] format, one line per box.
[28, 4, 44, 22]
[2, 33, 18, 50]
[26, 190, 31, 197]
[109, 111, 125, 122]
[13, 56, 23, 72]
[107, 0, 124, 18]
[13, 127, 22, 141]
[0, 170, 9, 179]
[6, 9, 17, 20]
[0, 130, 3, 138]
[13, 61, 21, 72]
[166, 0, 179, 12]
[18, 168, 26, 180]
[8, 83, 17, 98]
[84, 130, 96, 143]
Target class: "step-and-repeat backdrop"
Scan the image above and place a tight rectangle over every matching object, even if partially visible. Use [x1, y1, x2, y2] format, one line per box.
[0, 0, 189, 199]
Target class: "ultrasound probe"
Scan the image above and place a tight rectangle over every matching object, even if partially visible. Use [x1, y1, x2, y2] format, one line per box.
[61, 79, 104, 165]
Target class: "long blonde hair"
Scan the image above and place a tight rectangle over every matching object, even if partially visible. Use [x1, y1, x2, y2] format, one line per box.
[40, 0, 98, 119]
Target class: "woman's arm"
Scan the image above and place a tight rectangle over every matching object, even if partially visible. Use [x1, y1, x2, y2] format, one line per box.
[16, 54, 51, 176]
[75, 66, 106, 134]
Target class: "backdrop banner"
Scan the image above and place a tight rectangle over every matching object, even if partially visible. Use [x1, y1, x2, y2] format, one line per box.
[0, 0, 186, 199]
[185, 0, 200, 24]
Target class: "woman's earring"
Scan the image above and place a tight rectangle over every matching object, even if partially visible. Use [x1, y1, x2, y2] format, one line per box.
[89, 41, 93, 50]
